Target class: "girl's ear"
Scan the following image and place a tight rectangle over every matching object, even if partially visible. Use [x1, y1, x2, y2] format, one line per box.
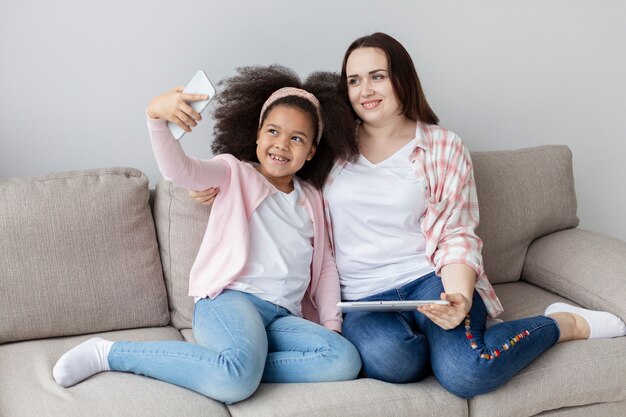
[306, 143, 317, 161]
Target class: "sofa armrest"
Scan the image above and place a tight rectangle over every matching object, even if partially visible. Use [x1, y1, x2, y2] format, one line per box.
[521, 228, 626, 321]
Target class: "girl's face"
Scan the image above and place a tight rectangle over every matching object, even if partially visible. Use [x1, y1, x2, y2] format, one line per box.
[255, 104, 316, 192]
[345, 47, 403, 127]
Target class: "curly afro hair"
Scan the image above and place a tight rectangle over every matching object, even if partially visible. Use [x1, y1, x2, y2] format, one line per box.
[211, 65, 358, 189]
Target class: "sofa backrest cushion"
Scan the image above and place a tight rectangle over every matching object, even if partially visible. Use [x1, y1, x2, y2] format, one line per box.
[472, 145, 579, 284]
[153, 178, 211, 329]
[0, 168, 170, 344]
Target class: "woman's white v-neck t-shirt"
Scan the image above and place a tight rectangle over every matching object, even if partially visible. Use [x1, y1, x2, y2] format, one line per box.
[326, 139, 434, 301]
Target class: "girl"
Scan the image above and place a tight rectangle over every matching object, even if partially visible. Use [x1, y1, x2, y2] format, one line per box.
[52, 65, 361, 404]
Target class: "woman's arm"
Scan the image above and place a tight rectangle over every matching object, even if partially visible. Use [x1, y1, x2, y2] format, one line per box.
[188, 188, 219, 204]
[417, 264, 475, 330]
[440, 263, 475, 302]
[419, 133, 482, 329]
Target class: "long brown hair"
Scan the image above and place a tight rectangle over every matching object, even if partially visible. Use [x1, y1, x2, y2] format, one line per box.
[339, 32, 439, 125]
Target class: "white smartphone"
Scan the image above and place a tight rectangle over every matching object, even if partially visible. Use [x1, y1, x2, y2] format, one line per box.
[337, 300, 450, 313]
[167, 69, 216, 140]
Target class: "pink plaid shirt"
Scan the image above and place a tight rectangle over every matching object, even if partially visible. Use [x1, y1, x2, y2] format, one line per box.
[323, 122, 503, 318]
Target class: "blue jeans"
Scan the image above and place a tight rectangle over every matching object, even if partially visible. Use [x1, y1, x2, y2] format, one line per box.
[341, 272, 559, 398]
[108, 290, 361, 404]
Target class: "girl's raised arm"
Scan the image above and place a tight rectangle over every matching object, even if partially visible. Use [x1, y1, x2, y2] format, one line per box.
[147, 88, 229, 190]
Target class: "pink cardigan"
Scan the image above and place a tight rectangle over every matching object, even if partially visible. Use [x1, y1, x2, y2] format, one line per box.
[148, 117, 342, 331]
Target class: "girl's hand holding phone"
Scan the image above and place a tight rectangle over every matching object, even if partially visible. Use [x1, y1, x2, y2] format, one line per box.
[147, 87, 209, 133]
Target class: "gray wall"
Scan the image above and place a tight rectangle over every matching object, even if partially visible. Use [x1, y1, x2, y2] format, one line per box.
[1, 0, 625, 242]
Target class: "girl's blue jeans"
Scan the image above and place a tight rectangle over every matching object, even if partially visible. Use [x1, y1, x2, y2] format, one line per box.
[341, 272, 560, 398]
[107, 290, 361, 404]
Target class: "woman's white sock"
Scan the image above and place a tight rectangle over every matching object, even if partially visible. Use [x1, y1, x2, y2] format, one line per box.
[53, 337, 113, 387]
[545, 302, 626, 339]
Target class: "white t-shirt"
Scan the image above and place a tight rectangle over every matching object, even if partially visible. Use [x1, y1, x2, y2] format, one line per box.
[226, 177, 314, 316]
[326, 139, 434, 300]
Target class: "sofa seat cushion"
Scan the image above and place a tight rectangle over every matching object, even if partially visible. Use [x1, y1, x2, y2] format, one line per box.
[492, 282, 574, 321]
[536, 401, 626, 417]
[0, 168, 169, 344]
[470, 282, 626, 417]
[227, 377, 467, 417]
[469, 337, 626, 417]
[0, 326, 230, 417]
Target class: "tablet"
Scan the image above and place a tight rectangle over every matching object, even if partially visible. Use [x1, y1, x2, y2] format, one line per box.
[337, 300, 450, 312]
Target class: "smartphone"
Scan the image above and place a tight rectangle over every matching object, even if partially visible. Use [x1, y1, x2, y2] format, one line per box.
[167, 69, 216, 140]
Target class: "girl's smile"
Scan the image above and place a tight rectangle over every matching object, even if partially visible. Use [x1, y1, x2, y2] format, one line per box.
[268, 153, 290, 165]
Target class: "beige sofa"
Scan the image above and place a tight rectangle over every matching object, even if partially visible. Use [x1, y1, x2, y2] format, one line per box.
[1, 145, 625, 417]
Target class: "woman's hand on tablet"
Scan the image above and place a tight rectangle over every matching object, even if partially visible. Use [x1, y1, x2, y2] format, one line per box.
[148, 87, 208, 133]
[418, 292, 471, 330]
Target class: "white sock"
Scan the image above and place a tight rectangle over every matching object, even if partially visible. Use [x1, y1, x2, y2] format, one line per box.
[53, 337, 113, 387]
[545, 302, 626, 339]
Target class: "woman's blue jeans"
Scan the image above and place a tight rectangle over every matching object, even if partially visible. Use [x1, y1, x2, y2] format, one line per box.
[107, 290, 361, 404]
[341, 272, 560, 398]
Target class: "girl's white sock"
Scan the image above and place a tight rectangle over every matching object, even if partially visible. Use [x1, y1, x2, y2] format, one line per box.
[53, 337, 113, 387]
[545, 302, 626, 339]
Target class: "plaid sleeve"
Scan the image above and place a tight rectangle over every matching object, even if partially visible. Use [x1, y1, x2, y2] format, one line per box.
[422, 130, 484, 277]
[421, 127, 503, 317]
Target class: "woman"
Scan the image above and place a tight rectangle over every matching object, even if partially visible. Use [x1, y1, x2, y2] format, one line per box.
[192, 33, 626, 398]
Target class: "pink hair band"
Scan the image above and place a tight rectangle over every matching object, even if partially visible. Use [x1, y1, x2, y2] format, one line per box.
[259, 87, 323, 144]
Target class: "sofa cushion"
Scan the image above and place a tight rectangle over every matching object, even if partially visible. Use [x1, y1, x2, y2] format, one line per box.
[471, 145, 579, 284]
[471, 282, 626, 417]
[153, 178, 211, 329]
[0, 327, 230, 417]
[533, 401, 626, 417]
[227, 377, 467, 417]
[0, 168, 169, 344]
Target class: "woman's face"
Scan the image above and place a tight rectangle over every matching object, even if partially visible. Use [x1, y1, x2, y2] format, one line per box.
[345, 47, 402, 127]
